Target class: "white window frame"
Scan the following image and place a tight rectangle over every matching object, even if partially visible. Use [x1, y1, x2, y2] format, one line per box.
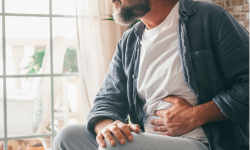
[0, 0, 78, 149]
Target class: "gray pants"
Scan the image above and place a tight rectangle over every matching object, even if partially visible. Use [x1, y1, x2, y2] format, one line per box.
[54, 124, 209, 150]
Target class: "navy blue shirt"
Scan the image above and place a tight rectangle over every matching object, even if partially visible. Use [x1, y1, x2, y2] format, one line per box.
[87, 0, 249, 149]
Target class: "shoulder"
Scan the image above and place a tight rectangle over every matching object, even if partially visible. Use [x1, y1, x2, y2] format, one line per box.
[188, 1, 232, 31]
[193, 1, 224, 12]
[192, 1, 226, 20]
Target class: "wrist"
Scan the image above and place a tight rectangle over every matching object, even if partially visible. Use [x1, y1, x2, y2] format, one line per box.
[191, 105, 206, 127]
[94, 119, 114, 135]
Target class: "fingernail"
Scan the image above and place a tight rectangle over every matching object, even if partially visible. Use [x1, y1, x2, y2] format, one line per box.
[111, 140, 116, 145]
[120, 138, 125, 144]
[128, 136, 133, 141]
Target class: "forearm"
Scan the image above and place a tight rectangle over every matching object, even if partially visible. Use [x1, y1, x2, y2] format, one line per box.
[193, 100, 228, 126]
[94, 119, 114, 135]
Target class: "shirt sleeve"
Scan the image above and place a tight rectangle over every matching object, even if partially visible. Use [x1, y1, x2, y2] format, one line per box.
[212, 9, 249, 125]
[86, 38, 129, 137]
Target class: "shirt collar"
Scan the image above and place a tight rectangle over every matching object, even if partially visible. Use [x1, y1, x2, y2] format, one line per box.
[133, 0, 196, 36]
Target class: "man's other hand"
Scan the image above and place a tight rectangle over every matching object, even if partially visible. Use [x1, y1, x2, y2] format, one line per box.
[150, 96, 199, 136]
[95, 120, 140, 148]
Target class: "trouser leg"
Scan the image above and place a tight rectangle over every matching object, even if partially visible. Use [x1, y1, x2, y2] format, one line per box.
[99, 132, 209, 150]
[53, 124, 98, 150]
[53, 124, 209, 150]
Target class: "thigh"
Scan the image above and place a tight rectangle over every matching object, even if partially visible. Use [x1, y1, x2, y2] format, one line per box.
[54, 124, 98, 150]
[99, 132, 209, 150]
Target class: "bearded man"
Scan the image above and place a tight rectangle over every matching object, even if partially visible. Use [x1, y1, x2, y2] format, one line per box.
[54, 0, 249, 149]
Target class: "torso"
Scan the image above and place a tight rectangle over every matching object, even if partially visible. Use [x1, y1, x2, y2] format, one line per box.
[136, 1, 208, 143]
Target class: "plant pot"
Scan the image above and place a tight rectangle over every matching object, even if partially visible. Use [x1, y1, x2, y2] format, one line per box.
[26, 146, 44, 150]
[0, 146, 12, 150]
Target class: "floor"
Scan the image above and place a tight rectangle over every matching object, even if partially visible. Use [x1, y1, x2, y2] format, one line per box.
[0, 137, 51, 150]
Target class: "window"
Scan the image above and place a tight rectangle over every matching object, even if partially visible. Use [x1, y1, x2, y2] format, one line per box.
[0, 0, 82, 149]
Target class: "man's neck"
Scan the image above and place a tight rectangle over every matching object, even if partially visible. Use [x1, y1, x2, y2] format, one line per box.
[140, 0, 179, 30]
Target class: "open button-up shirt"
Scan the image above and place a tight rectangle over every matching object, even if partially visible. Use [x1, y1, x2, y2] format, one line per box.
[87, 0, 249, 149]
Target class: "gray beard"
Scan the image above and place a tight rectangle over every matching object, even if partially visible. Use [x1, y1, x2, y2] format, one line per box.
[112, 0, 151, 26]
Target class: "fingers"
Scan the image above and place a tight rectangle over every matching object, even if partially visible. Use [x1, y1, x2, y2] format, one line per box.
[150, 118, 164, 126]
[96, 120, 141, 148]
[101, 128, 116, 146]
[154, 110, 166, 117]
[116, 122, 133, 141]
[108, 124, 126, 144]
[153, 126, 167, 132]
[163, 96, 177, 103]
[96, 133, 106, 148]
[128, 124, 140, 133]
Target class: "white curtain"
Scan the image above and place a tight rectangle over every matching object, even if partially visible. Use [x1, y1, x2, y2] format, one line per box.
[76, 0, 128, 120]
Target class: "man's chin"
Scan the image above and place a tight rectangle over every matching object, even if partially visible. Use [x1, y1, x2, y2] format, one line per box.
[113, 12, 137, 26]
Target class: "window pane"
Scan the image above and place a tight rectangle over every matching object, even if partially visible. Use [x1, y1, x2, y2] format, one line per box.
[53, 76, 83, 133]
[5, 17, 50, 75]
[0, 0, 2, 13]
[0, 141, 4, 149]
[52, 0, 76, 15]
[6, 77, 51, 137]
[0, 17, 2, 75]
[53, 18, 78, 74]
[5, 0, 49, 14]
[0, 78, 3, 138]
[8, 137, 51, 149]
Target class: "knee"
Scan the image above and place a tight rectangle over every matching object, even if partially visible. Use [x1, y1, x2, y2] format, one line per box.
[53, 124, 88, 150]
[98, 132, 140, 150]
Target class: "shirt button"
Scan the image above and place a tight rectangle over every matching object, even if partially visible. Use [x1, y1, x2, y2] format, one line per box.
[137, 49, 139, 52]
[133, 102, 135, 105]
[132, 75, 134, 78]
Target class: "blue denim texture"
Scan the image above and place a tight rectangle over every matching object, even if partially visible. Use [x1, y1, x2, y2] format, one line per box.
[86, 0, 249, 149]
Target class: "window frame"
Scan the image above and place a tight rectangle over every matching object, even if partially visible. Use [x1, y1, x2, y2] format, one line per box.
[0, 0, 78, 149]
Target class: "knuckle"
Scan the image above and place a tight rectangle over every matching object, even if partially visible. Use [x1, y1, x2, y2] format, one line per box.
[102, 130, 110, 135]
[164, 118, 170, 123]
[120, 124, 128, 130]
[134, 124, 140, 129]
[156, 121, 160, 126]
[165, 111, 170, 117]
[96, 133, 102, 138]
[114, 120, 120, 124]
[111, 126, 120, 131]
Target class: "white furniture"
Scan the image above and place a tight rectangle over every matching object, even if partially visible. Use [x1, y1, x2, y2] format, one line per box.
[0, 35, 83, 149]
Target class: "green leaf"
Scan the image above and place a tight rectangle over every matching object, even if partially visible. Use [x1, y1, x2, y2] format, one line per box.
[103, 18, 114, 20]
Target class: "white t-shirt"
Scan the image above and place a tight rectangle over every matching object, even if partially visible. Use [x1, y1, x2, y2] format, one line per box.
[137, 1, 208, 143]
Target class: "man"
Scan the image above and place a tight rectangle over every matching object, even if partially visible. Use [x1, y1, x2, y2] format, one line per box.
[54, 0, 249, 149]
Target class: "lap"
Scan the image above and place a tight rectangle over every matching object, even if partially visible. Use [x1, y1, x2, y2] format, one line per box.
[54, 124, 98, 150]
[54, 124, 209, 150]
[101, 132, 209, 150]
